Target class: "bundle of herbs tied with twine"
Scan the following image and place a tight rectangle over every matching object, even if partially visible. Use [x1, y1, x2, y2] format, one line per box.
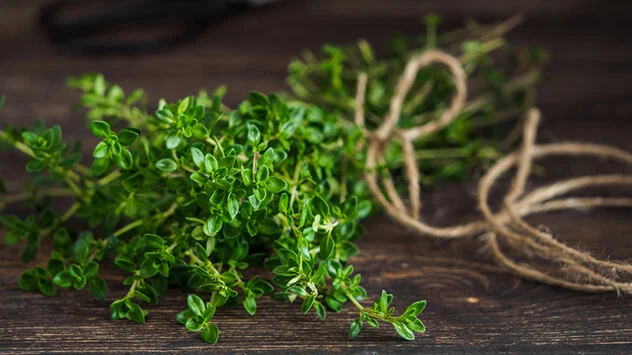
[4, 14, 627, 344]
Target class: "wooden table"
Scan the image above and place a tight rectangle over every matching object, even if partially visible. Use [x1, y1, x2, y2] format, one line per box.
[2, 0, 632, 353]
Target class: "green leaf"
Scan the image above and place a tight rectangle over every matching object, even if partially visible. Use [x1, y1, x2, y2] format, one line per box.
[191, 147, 204, 168]
[53, 270, 74, 288]
[26, 160, 46, 172]
[243, 296, 256, 316]
[18, 270, 38, 292]
[156, 109, 174, 124]
[155, 158, 178, 172]
[204, 154, 218, 173]
[201, 323, 220, 344]
[4, 231, 22, 245]
[107, 85, 124, 101]
[73, 237, 90, 264]
[203, 304, 216, 321]
[349, 318, 362, 339]
[114, 255, 137, 272]
[116, 149, 134, 170]
[0, 215, 21, 228]
[407, 318, 426, 333]
[221, 271, 238, 283]
[110, 141, 122, 157]
[253, 188, 267, 201]
[93, 141, 109, 158]
[278, 193, 289, 213]
[303, 127, 324, 144]
[117, 129, 139, 146]
[92, 157, 110, 176]
[185, 317, 204, 332]
[288, 286, 309, 297]
[255, 165, 269, 182]
[258, 147, 275, 167]
[314, 302, 326, 320]
[21, 132, 40, 147]
[176, 309, 194, 325]
[301, 293, 316, 314]
[89, 277, 108, 299]
[211, 292, 228, 307]
[47, 258, 65, 276]
[204, 216, 223, 237]
[190, 172, 207, 185]
[320, 234, 334, 260]
[91, 121, 111, 138]
[233, 241, 249, 261]
[378, 290, 389, 313]
[311, 264, 326, 284]
[39, 279, 57, 297]
[249, 91, 270, 107]
[128, 303, 146, 324]
[191, 245, 207, 265]
[218, 156, 235, 170]
[265, 176, 287, 193]
[166, 135, 183, 149]
[326, 297, 342, 313]
[126, 88, 144, 105]
[280, 121, 298, 138]
[312, 196, 330, 217]
[192, 123, 208, 139]
[247, 125, 261, 147]
[134, 290, 151, 304]
[84, 261, 99, 280]
[69, 265, 87, 290]
[342, 196, 358, 217]
[298, 198, 311, 227]
[144, 234, 165, 249]
[139, 258, 158, 278]
[404, 300, 427, 317]
[227, 198, 239, 219]
[365, 316, 379, 328]
[241, 169, 253, 186]
[393, 322, 415, 340]
[177, 97, 191, 115]
[188, 294, 206, 316]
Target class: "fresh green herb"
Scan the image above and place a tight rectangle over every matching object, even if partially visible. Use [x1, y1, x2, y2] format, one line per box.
[0, 77, 421, 342]
[0, 15, 544, 343]
[288, 14, 546, 185]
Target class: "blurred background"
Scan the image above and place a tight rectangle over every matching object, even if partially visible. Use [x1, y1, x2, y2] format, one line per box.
[1, 0, 632, 187]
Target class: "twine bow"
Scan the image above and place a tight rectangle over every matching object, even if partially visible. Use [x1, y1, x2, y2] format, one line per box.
[356, 49, 632, 294]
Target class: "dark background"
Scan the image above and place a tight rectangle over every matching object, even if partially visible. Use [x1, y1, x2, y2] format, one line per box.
[1, 0, 632, 353]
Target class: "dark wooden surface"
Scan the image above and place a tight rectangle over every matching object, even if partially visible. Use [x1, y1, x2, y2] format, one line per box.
[2, 0, 632, 353]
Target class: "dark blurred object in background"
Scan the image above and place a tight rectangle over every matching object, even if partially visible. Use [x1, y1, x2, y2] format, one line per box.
[38, 0, 284, 55]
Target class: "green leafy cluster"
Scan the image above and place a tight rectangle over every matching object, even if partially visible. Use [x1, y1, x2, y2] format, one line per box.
[177, 294, 220, 344]
[288, 14, 547, 184]
[0, 74, 420, 343]
[349, 291, 427, 340]
[0, 16, 544, 343]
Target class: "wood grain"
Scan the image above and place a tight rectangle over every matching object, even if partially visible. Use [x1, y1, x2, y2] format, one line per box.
[1, 0, 632, 353]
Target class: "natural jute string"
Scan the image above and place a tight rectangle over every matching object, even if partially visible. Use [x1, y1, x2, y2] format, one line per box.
[354, 49, 632, 294]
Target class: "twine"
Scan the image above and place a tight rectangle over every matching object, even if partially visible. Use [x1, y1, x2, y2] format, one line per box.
[355, 49, 632, 294]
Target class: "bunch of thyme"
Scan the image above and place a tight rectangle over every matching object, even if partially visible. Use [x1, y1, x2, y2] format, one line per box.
[0, 82, 424, 342]
[288, 14, 546, 185]
[0, 15, 544, 343]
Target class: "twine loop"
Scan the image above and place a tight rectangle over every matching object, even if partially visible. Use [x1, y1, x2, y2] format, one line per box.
[355, 49, 632, 294]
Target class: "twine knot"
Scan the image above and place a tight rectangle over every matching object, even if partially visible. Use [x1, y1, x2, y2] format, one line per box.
[355, 49, 632, 294]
